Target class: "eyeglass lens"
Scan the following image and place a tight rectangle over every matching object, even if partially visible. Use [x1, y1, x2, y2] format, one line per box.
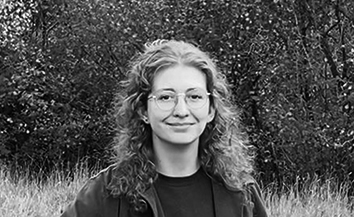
[152, 88, 209, 110]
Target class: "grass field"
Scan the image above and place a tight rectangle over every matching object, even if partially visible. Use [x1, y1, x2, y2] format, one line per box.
[0, 166, 353, 217]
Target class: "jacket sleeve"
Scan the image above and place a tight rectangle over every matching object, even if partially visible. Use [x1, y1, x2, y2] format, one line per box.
[60, 177, 105, 217]
[246, 182, 269, 217]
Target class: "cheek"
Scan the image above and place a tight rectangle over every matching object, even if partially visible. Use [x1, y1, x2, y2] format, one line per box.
[147, 103, 170, 121]
[193, 110, 212, 124]
[198, 105, 213, 119]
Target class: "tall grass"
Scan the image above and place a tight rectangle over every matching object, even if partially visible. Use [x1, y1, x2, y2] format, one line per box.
[0, 164, 93, 217]
[0, 165, 353, 217]
[264, 178, 353, 217]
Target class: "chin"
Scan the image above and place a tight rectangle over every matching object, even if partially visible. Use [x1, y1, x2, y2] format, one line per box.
[167, 136, 199, 146]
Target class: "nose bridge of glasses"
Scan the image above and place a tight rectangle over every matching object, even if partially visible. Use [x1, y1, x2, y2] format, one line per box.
[175, 92, 188, 105]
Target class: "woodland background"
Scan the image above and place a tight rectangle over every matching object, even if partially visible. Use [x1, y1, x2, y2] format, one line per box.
[1, 0, 353, 192]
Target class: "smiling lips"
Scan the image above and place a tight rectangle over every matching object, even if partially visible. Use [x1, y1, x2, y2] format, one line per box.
[167, 123, 194, 126]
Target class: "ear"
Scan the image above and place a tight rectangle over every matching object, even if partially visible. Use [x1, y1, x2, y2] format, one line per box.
[138, 107, 149, 124]
[207, 105, 215, 123]
[142, 116, 149, 124]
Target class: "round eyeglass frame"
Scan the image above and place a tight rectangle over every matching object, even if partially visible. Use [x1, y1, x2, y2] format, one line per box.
[147, 89, 211, 111]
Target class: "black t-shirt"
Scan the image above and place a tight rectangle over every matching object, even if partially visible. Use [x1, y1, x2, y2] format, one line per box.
[154, 168, 215, 217]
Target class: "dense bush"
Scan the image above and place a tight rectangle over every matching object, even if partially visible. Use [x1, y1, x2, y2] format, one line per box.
[1, 0, 353, 189]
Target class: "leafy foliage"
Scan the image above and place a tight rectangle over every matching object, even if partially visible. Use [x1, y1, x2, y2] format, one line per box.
[1, 0, 353, 189]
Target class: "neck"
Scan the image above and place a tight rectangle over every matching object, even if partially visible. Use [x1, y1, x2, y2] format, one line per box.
[152, 139, 200, 177]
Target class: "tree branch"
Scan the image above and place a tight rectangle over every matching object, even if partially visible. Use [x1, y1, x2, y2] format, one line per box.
[320, 34, 340, 78]
[335, 3, 349, 79]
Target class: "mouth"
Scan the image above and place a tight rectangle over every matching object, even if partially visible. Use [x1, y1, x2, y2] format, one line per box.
[167, 123, 194, 126]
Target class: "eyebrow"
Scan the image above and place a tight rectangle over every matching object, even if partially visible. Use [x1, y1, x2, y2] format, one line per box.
[154, 87, 204, 92]
[155, 88, 175, 92]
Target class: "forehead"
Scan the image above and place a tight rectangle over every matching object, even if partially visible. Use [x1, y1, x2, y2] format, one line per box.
[152, 64, 207, 92]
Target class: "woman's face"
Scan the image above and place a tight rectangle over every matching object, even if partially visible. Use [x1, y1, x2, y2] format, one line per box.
[146, 64, 215, 149]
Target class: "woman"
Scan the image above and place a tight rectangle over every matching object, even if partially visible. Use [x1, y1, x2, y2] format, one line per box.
[61, 40, 268, 217]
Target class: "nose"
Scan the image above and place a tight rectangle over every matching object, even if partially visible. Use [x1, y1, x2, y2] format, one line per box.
[172, 94, 189, 117]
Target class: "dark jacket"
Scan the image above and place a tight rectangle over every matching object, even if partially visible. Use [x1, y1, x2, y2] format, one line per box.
[61, 166, 268, 217]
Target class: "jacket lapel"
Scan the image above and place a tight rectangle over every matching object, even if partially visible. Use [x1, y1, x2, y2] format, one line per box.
[141, 186, 165, 217]
[212, 180, 245, 217]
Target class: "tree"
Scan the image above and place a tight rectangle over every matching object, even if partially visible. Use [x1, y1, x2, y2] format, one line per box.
[1, 0, 353, 190]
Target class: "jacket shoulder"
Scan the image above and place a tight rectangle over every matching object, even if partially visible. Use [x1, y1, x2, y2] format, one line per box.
[243, 179, 269, 217]
[60, 165, 120, 217]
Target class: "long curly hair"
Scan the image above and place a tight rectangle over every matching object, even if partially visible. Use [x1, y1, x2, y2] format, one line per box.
[108, 40, 254, 212]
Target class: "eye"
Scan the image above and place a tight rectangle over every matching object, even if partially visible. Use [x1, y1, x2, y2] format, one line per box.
[187, 91, 205, 101]
[189, 94, 203, 100]
[157, 92, 175, 101]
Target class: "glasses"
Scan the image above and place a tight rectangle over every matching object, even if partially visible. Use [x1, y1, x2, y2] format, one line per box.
[148, 88, 211, 111]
